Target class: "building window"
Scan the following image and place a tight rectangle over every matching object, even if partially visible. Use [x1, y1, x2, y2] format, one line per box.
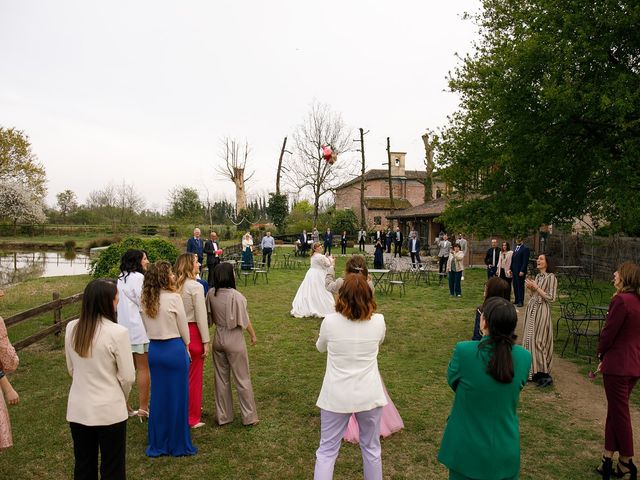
[374, 216, 382, 225]
[436, 188, 442, 199]
[394, 158, 400, 167]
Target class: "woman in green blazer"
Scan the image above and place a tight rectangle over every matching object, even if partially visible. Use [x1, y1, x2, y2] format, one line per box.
[438, 297, 532, 480]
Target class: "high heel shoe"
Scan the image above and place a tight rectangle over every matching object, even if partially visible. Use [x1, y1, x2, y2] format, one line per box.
[597, 456, 614, 480]
[616, 458, 637, 480]
[137, 408, 149, 423]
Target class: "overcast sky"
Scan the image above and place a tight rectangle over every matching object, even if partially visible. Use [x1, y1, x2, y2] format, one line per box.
[0, 0, 481, 211]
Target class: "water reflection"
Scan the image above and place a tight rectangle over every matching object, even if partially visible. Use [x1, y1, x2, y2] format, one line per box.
[0, 251, 90, 285]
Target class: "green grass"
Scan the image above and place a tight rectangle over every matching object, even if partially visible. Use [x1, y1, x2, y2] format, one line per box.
[0, 259, 610, 479]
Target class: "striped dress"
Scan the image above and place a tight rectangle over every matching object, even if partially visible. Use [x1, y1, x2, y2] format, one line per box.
[522, 272, 558, 379]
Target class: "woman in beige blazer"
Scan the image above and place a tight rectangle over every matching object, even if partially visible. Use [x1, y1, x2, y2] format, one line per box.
[141, 261, 197, 457]
[497, 241, 514, 301]
[175, 253, 210, 429]
[65, 279, 135, 479]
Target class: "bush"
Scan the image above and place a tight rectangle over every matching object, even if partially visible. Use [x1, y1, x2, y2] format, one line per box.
[63, 239, 76, 250]
[91, 236, 180, 278]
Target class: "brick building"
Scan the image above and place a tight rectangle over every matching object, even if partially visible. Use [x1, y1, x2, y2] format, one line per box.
[335, 152, 446, 228]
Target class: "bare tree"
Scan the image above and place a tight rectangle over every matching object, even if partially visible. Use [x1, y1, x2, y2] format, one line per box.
[422, 130, 437, 202]
[217, 137, 254, 213]
[284, 101, 355, 226]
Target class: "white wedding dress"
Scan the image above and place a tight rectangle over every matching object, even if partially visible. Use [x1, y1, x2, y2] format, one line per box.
[291, 254, 335, 318]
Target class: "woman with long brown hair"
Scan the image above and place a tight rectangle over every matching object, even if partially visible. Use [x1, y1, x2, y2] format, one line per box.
[65, 279, 135, 479]
[596, 261, 640, 479]
[141, 261, 196, 457]
[174, 253, 210, 429]
[314, 274, 387, 479]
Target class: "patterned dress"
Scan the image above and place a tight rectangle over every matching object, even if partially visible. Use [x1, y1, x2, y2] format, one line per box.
[0, 316, 19, 450]
[522, 273, 558, 379]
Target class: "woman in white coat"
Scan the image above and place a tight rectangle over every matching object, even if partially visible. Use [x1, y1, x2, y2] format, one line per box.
[117, 249, 150, 419]
[314, 274, 387, 480]
[65, 279, 135, 479]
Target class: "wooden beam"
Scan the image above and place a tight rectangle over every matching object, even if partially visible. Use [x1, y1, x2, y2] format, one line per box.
[5, 293, 83, 327]
[13, 315, 79, 351]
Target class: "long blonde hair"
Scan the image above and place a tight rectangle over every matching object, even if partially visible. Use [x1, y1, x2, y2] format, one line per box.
[141, 261, 175, 318]
[174, 253, 197, 292]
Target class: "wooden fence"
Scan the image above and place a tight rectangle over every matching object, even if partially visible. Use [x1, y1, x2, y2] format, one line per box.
[5, 292, 83, 351]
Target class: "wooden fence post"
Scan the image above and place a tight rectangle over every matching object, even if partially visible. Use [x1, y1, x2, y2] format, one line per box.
[53, 292, 61, 335]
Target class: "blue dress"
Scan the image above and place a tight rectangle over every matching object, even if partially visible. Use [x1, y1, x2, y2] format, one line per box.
[374, 243, 384, 269]
[241, 246, 254, 270]
[146, 337, 197, 457]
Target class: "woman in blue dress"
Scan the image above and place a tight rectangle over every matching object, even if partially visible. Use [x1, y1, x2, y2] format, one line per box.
[241, 232, 254, 270]
[141, 261, 197, 457]
[374, 238, 385, 269]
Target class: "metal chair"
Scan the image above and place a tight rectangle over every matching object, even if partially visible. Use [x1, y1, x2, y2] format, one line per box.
[253, 262, 269, 285]
[560, 301, 603, 359]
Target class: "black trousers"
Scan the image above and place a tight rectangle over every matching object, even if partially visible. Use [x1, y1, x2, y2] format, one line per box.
[341, 244, 347, 254]
[70, 420, 126, 480]
[394, 241, 401, 257]
[410, 252, 421, 267]
[206, 259, 220, 287]
[324, 243, 331, 255]
[358, 238, 365, 251]
[262, 247, 273, 268]
[439, 256, 447, 274]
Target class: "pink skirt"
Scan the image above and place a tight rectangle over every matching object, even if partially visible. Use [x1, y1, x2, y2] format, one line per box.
[343, 383, 404, 444]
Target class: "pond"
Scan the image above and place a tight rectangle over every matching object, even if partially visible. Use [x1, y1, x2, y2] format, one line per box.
[0, 250, 91, 285]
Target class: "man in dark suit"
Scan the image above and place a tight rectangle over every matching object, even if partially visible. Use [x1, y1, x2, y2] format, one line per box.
[393, 226, 403, 258]
[299, 230, 310, 256]
[203, 231, 221, 286]
[408, 231, 421, 269]
[323, 228, 333, 255]
[510, 236, 530, 307]
[484, 238, 501, 278]
[385, 228, 393, 253]
[186, 227, 204, 266]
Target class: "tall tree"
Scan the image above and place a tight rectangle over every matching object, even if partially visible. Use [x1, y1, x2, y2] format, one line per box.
[217, 138, 254, 213]
[56, 190, 78, 220]
[437, 0, 640, 236]
[0, 127, 47, 198]
[284, 101, 355, 226]
[169, 187, 204, 220]
[422, 130, 437, 202]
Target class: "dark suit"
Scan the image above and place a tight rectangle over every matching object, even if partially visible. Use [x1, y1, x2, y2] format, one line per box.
[438, 340, 531, 479]
[598, 293, 640, 456]
[393, 231, 403, 258]
[299, 233, 310, 255]
[186, 236, 204, 265]
[323, 231, 332, 255]
[203, 240, 221, 286]
[484, 247, 501, 278]
[408, 237, 421, 267]
[340, 234, 347, 255]
[510, 243, 530, 305]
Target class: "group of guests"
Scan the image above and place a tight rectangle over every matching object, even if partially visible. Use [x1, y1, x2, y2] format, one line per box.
[298, 228, 348, 256]
[61, 249, 258, 478]
[484, 237, 531, 307]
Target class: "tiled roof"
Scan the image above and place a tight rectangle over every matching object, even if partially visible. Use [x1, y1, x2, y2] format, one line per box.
[386, 197, 448, 218]
[364, 197, 413, 210]
[337, 169, 428, 189]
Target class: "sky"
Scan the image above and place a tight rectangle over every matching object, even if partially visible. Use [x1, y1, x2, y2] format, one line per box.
[0, 0, 481, 212]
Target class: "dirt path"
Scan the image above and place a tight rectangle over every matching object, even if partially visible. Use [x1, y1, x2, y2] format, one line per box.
[515, 303, 640, 454]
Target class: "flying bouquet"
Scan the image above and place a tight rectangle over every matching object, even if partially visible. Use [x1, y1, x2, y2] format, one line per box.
[321, 145, 337, 165]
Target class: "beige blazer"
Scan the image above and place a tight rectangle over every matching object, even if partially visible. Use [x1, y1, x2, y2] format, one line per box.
[141, 290, 190, 346]
[446, 251, 465, 273]
[180, 279, 210, 343]
[496, 250, 513, 277]
[65, 318, 135, 426]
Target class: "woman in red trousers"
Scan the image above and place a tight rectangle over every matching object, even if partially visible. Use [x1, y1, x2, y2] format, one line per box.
[596, 261, 640, 480]
[175, 253, 210, 429]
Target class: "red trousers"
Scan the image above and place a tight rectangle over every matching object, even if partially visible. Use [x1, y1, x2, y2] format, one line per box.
[603, 374, 639, 456]
[188, 324, 204, 427]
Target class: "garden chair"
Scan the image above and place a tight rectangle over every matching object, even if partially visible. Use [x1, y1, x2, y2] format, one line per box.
[559, 301, 603, 359]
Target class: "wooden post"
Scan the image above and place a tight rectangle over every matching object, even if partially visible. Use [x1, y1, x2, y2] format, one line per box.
[53, 292, 61, 335]
[276, 136, 287, 196]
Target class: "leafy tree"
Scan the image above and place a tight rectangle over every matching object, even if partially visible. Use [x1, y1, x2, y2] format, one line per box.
[56, 190, 78, 220]
[437, 0, 640, 237]
[331, 209, 359, 234]
[0, 127, 47, 198]
[0, 181, 46, 231]
[267, 193, 289, 233]
[285, 200, 314, 234]
[92, 236, 180, 278]
[284, 101, 356, 226]
[169, 187, 203, 221]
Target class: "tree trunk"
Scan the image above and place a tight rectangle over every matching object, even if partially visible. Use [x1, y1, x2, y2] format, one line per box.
[233, 168, 247, 212]
[422, 132, 435, 202]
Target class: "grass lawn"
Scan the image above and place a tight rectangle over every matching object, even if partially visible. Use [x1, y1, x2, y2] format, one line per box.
[0, 252, 612, 479]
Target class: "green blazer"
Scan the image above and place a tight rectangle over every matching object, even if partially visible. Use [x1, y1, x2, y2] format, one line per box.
[438, 339, 531, 479]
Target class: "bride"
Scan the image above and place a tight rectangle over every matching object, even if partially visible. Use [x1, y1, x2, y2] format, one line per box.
[291, 242, 335, 318]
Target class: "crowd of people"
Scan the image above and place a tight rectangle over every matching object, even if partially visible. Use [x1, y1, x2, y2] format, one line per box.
[0, 227, 638, 480]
